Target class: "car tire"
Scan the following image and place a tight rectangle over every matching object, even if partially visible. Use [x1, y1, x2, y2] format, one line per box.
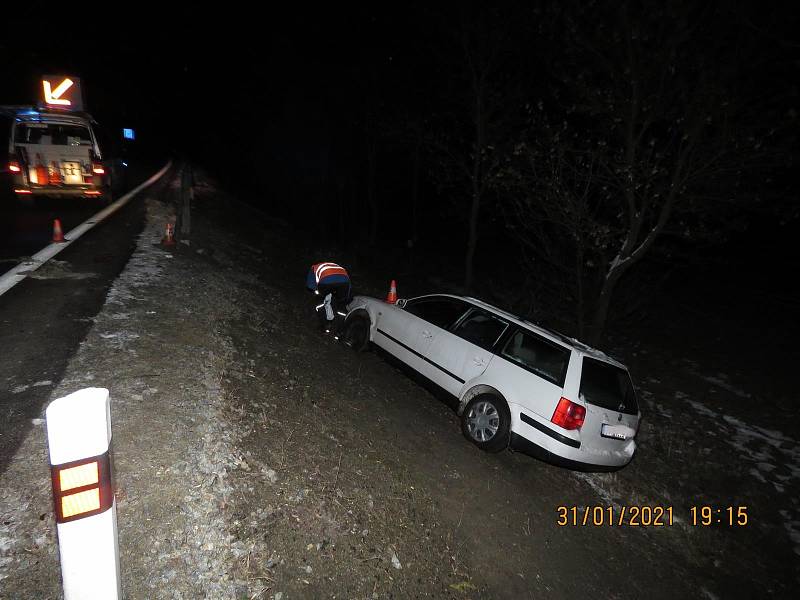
[461, 394, 510, 453]
[342, 314, 370, 352]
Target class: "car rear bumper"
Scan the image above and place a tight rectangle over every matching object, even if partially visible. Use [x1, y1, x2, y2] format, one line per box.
[509, 404, 636, 470]
[13, 186, 105, 198]
[510, 433, 630, 472]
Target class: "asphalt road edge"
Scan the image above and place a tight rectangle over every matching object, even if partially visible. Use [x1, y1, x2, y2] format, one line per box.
[0, 160, 173, 298]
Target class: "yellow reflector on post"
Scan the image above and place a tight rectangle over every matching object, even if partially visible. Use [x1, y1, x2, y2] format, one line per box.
[61, 488, 101, 519]
[59, 461, 99, 492]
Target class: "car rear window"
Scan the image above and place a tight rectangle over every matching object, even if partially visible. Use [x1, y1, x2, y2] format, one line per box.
[579, 357, 638, 415]
[500, 329, 570, 386]
[404, 298, 468, 330]
[15, 123, 93, 146]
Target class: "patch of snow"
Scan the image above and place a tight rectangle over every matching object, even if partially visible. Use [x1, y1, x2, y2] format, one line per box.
[572, 472, 618, 507]
[11, 385, 28, 394]
[32, 380, 52, 387]
[700, 588, 720, 600]
[685, 398, 800, 497]
[653, 402, 673, 418]
[779, 511, 800, 556]
[700, 374, 750, 399]
[98, 331, 140, 349]
[686, 399, 718, 419]
[722, 415, 791, 450]
[27, 260, 96, 281]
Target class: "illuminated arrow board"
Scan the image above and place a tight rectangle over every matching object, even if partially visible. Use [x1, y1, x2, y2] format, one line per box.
[40, 75, 84, 111]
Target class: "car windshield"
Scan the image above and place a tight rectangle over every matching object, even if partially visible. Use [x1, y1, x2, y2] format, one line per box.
[579, 357, 639, 415]
[15, 122, 92, 146]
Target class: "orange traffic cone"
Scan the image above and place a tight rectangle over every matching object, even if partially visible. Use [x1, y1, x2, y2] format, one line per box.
[161, 223, 176, 246]
[385, 279, 397, 303]
[52, 219, 65, 243]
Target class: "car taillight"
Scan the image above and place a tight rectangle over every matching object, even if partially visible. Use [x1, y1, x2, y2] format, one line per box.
[8, 158, 21, 173]
[551, 397, 586, 430]
[36, 164, 49, 185]
[92, 163, 105, 175]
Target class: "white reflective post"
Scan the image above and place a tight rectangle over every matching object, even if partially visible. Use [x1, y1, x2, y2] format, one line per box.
[45, 388, 121, 600]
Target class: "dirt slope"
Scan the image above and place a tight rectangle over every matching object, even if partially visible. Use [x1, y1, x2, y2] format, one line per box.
[1, 168, 797, 599]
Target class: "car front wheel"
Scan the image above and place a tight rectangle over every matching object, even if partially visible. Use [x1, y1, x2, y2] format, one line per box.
[342, 314, 370, 352]
[461, 394, 510, 453]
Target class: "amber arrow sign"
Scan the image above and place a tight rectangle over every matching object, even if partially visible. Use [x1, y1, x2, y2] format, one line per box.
[41, 76, 83, 111]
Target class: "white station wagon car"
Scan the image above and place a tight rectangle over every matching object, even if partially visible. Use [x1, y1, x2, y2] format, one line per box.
[341, 294, 641, 471]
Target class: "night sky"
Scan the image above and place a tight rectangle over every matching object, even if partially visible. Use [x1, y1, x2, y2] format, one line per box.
[2, 3, 798, 341]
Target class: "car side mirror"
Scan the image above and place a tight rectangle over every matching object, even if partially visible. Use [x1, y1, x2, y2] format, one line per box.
[395, 299, 406, 308]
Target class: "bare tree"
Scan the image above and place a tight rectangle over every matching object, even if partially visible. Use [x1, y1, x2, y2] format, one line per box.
[426, 7, 524, 291]
[500, 1, 787, 343]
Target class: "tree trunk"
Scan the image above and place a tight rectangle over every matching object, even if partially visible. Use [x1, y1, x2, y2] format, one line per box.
[465, 86, 485, 292]
[575, 243, 585, 340]
[464, 186, 480, 291]
[410, 136, 420, 245]
[366, 137, 378, 246]
[337, 176, 346, 246]
[588, 266, 625, 345]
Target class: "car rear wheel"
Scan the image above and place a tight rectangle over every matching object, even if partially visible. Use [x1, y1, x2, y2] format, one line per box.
[461, 394, 510, 453]
[342, 314, 370, 352]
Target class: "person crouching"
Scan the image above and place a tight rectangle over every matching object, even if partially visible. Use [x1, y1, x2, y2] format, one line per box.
[306, 261, 352, 335]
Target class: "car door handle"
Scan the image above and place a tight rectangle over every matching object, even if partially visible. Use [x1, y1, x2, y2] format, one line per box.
[422, 330, 433, 339]
[472, 357, 487, 366]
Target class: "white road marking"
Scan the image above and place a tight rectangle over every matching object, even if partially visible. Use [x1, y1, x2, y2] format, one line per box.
[0, 161, 172, 298]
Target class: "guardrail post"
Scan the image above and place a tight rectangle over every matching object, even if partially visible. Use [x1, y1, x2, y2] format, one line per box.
[180, 164, 192, 243]
[45, 387, 121, 600]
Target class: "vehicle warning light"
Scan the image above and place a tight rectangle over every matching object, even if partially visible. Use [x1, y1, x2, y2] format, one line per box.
[40, 75, 84, 111]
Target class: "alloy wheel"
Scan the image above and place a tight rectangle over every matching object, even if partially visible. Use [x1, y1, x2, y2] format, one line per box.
[466, 400, 500, 442]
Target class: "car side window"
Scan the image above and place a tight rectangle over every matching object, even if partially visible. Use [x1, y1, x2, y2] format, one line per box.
[451, 309, 508, 351]
[404, 298, 467, 330]
[500, 329, 570, 386]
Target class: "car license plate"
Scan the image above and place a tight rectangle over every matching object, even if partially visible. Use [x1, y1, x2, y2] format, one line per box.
[601, 423, 628, 440]
[61, 161, 82, 184]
